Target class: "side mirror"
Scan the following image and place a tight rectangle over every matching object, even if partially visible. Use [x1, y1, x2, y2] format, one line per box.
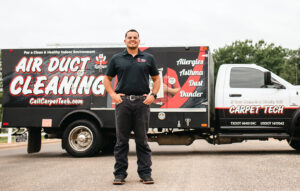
[264, 72, 272, 86]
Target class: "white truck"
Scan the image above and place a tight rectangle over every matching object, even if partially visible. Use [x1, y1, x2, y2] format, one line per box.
[1, 46, 300, 157]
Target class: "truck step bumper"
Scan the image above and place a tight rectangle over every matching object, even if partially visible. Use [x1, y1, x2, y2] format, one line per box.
[217, 133, 290, 139]
[220, 126, 285, 131]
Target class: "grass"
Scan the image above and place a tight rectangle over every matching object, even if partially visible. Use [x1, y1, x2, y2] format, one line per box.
[0, 135, 46, 143]
[0, 137, 16, 143]
[0, 137, 8, 143]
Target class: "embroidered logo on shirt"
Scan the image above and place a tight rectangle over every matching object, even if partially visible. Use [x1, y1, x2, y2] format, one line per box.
[168, 77, 176, 85]
[137, 58, 147, 63]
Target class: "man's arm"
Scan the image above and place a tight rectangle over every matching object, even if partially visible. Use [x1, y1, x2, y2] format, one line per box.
[163, 84, 180, 95]
[143, 75, 161, 105]
[104, 75, 124, 104]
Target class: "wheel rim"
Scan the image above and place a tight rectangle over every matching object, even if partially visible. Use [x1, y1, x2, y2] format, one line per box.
[68, 125, 94, 152]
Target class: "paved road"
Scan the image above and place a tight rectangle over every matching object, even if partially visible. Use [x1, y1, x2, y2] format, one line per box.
[0, 140, 300, 191]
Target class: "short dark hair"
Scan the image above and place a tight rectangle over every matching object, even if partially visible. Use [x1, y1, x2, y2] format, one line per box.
[125, 29, 139, 38]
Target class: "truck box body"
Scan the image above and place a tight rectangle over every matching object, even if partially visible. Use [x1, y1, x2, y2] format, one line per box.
[1, 47, 212, 130]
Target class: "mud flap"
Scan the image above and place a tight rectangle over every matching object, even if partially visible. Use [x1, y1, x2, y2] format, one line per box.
[290, 109, 300, 142]
[27, 128, 41, 154]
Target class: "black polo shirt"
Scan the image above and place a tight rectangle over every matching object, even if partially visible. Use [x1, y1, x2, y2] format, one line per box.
[105, 49, 159, 95]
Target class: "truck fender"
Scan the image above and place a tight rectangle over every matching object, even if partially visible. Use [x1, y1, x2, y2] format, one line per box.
[59, 109, 104, 129]
[290, 108, 300, 140]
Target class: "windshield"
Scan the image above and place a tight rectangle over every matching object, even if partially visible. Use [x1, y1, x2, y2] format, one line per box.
[271, 72, 292, 86]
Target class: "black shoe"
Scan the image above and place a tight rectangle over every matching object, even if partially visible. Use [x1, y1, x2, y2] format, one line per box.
[113, 178, 125, 185]
[140, 177, 154, 184]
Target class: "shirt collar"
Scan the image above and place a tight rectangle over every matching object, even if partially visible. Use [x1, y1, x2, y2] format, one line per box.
[122, 49, 144, 56]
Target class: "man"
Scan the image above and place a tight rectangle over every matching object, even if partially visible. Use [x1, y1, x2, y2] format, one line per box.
[104, 29, 161, 185]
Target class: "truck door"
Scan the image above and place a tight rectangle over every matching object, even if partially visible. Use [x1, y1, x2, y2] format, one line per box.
[223, 66, 289, 128]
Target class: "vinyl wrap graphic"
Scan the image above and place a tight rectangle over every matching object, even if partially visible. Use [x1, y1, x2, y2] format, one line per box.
[215, 107, 296, 128]
[2, 47, 208, 109]
[143, 47, 208, 109]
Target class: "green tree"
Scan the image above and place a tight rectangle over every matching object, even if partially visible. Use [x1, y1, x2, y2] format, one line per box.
[212, 40, 255, 77]
[280, 48, 300, 84]
[0, 52, 1, 87]
[253, 40, 288, 75]
[213, 40, 290, 82]
[0, 51, 2, 122]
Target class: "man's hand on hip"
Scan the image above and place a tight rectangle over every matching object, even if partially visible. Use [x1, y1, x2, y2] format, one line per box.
[112, 93, 125, 104]
[143, 94, 155, 105]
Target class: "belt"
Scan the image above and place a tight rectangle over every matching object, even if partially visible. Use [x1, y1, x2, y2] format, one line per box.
[121, 95, 146, 101]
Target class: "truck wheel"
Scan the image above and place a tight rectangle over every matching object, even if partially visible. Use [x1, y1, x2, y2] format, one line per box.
[288, 139, 300, 151]
[63, 120, 103, 157]
[102, 136, 116, 155]
[27, 128, 41, 154]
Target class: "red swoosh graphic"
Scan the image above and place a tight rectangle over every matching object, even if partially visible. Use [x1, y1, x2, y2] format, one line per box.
[161, 47, 206, 108]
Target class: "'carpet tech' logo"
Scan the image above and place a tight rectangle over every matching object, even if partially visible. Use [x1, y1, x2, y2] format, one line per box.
[94, 54, 108, 70]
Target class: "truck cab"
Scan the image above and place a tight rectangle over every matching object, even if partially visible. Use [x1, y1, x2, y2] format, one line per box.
[214, 64, 300, 145]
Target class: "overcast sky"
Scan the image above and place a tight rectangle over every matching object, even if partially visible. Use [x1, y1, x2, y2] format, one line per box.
[1, 0, 299, 51]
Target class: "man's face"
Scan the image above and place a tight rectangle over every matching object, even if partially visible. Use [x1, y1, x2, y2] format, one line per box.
[124, 32, 140, 50]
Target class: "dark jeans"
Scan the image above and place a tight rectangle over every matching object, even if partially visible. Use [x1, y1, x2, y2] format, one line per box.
[113, 98, 152, 179]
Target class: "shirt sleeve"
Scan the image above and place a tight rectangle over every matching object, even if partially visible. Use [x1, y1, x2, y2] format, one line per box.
[105, 56, 116, 77]
[149, 56, 159, 76]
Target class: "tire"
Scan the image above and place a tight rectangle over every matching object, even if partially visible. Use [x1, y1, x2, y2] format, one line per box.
[288, 139, 300, 151]
[63, 120, 103, 157]
[101, 136, 116, 155]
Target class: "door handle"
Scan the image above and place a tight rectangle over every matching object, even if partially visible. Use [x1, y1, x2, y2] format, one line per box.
[229, 94, 242, 97]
